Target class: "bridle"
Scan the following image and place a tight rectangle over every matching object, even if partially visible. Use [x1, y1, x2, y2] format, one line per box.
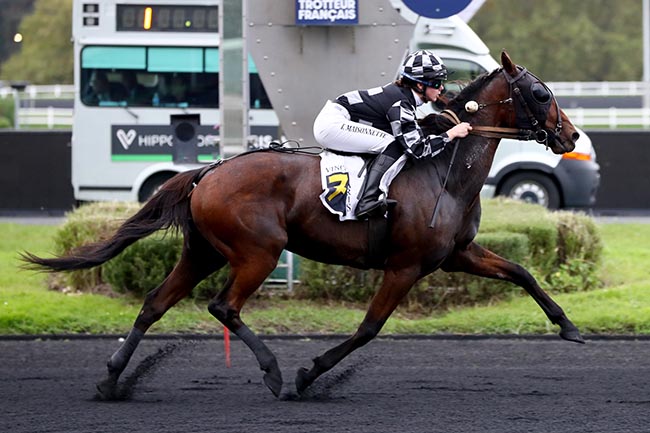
[441, 66, 563, 146]
[430, 66, 563, 228]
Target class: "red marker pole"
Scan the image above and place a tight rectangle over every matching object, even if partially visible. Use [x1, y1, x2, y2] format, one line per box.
[224, 326, 231, 368]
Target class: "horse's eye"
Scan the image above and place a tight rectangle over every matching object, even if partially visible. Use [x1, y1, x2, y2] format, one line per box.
[531, 82, 551, 103]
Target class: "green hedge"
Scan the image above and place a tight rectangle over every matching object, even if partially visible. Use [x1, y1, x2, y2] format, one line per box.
[48, 198, 602, 311]
[102, 235, 230, 299]
[49, 202, 229, 299]
[0, 97, 15, 128]
[297, 199, 602, 310]
[49, 202, 142, 292]
[296, 230, 531, 309]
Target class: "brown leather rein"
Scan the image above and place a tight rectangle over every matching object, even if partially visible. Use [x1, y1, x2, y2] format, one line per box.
[439, 107, 540, 141]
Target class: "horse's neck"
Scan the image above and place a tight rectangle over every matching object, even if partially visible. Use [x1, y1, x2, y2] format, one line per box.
[444, 136, 499, 199]
[445, 87, 507, 198]
[460, 136, 498, 173]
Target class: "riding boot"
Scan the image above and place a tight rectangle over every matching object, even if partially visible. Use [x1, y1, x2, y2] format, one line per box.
[355, 153, 398, 219]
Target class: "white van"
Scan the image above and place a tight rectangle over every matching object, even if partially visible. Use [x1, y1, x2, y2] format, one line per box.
[408, 15, 600, 209]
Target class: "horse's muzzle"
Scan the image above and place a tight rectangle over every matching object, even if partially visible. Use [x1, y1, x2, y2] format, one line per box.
[571, 131, 580, 143]
[548, 129, 578, 154]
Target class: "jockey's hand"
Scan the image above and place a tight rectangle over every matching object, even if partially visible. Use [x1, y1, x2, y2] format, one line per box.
[446, 122, 472, 140]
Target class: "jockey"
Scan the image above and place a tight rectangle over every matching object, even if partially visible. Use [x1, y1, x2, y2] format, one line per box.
[313, 49, 472, 219]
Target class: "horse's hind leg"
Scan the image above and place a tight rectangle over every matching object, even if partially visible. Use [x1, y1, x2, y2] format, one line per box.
[295, 268, 419, 394]
[207, 250, 284, 397]
[97, 233, 226, 399]
[441, 241, 584, 343]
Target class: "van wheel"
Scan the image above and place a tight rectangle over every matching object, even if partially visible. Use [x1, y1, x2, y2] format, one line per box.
[499, 172, 561, 209]
[138, 173, 174, 202]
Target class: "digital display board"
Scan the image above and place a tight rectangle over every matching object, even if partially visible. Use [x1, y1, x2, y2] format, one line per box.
[116, 5, 218, 32]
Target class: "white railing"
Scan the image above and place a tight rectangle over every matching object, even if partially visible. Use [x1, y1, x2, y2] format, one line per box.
[5, 83, 650, 130]
[563, 108, 650, 129]
[548, 81, 649, 97]
[17, 107, 74, 129]
[12, 106, 650, 130]
[0, 84, 75, 100]
[5, 82, 649, 99]
[1, 81, 648, 99]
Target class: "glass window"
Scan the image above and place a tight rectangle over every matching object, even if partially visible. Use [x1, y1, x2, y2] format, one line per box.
[248, 56, 271, 109]
[205, 48, 219, 72]
[82, 47, 146, 69]
[148, 47, 204, 72]
[443, 58, 486, 81]
[79, 45, 271, 109]
[250, 73, 271, 109]
[440, 58, 487, 96]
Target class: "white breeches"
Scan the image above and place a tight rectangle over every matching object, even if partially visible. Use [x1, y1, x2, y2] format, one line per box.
[313, 100, 408, 197]
[313, 100, 395, 154]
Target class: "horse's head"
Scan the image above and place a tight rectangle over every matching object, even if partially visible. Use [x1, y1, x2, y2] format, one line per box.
[422, 51, 579, 154]
[498, 51, 578, 154]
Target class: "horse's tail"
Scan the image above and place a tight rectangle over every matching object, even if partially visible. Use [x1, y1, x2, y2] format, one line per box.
[21, 168, 203, 272]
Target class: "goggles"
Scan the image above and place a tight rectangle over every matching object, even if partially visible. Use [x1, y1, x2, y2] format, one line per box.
[402, 72, 446, 88]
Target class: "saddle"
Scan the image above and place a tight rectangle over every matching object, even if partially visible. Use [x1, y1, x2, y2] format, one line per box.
[318, 150, 392, 267]
[319, 150, 404, 222]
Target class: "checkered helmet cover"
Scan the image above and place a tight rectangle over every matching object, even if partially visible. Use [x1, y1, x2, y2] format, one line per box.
[400, 50, 448, 84]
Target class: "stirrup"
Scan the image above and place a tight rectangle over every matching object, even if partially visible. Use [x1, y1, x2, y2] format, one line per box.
[355, 197, 397, 219]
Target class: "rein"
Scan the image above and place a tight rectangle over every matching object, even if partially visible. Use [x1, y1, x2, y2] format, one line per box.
[440, 109, 533, 141]
[442, 106, 545, 142]
[472, 125, 539, 141]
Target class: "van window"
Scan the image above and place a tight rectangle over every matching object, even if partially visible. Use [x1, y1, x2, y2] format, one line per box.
[441, 58, 487, 96]
[444, 59, 486, 81]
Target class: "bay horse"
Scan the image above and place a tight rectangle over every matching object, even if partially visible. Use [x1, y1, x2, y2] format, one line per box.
[23, 52, 584, 399]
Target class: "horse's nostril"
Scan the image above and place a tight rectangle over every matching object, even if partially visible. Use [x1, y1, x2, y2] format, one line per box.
[572, 132, 580, 142]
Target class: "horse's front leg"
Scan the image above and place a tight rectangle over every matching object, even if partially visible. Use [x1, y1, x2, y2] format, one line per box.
[441, 241, 584, 343]
[296, 268, 419, 394]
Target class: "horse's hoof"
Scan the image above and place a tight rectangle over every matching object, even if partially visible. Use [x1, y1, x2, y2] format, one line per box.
[263, 371, 283, 397]
[279, 388, 301, 401]
[559, 328, 585, 344]
[95, 378, 119, 400]
[295, 367, 311, 394]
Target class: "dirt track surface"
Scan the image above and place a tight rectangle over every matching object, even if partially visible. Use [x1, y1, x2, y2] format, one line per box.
[2, 336, 649, 433]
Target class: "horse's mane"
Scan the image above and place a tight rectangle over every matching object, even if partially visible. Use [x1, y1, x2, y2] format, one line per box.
[447, 68, 501, 112]
[418, 68, 502, 136]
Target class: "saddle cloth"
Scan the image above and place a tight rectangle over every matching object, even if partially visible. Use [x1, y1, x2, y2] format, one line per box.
[319, 150, 406, 221]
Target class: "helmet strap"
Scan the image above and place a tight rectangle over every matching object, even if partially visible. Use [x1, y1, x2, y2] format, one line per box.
[417, 83, 429, 102]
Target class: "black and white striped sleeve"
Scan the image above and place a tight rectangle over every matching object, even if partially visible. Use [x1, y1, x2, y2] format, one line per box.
[387, 100, 447, 159]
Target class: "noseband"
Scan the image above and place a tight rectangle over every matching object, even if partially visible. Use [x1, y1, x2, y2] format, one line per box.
[442, 66, 563, 146]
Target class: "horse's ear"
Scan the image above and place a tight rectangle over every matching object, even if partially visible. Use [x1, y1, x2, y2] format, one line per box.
[501, 51, 516, 74]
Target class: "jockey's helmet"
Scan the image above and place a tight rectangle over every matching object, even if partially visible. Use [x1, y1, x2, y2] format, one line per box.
[400, 50, 448, 87]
